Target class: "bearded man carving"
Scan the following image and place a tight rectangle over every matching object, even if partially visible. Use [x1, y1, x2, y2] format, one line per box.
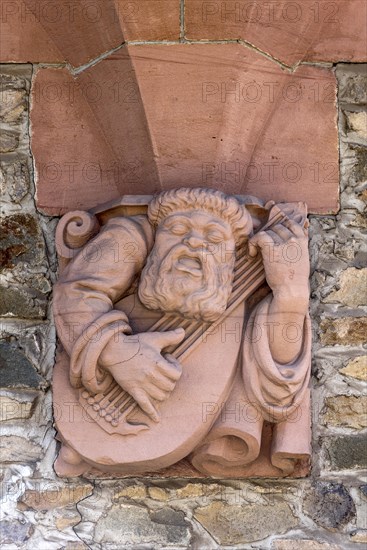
[53, 188, 311, 477]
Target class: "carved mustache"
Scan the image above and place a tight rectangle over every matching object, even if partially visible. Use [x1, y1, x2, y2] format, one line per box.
[161, 244, 216, 276]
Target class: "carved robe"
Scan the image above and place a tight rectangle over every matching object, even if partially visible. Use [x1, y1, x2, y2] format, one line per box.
[54, 214, 311, 477]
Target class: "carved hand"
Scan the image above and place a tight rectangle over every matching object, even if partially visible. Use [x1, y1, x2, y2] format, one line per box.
[248, 218, 310, 306]
[248, 218, 309, 363]
[100, 328, 185, 422]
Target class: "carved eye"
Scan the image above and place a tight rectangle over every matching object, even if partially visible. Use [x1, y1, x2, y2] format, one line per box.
[168, 223, 188, 236]
[207, 230, 224, 244]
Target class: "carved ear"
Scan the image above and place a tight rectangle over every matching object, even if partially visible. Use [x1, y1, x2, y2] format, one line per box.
[55, 210, 99, 272]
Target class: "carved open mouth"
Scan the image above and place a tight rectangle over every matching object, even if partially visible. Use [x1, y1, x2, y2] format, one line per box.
[176, 255, 202, 276]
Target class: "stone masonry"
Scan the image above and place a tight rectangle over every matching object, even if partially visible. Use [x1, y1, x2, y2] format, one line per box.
[0, 12, 366, 550]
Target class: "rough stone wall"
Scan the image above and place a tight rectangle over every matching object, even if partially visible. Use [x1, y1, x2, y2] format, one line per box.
[0, 61, 366, 550]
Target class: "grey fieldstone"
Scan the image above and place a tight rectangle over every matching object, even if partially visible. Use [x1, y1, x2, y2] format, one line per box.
[353, 249, 367, 268]
[0, 341, 44, 388]
[0, 286, 48, 318]
[0, 157, 30, 203]
[338, 67, 367, 105]
[0, 66, 31, 91]
[352, 146, 367, 182]
[0, 435, 42, 462]
[303, 482, 356, 530]
[0, 213, 49, 318]
[0, 129, 19, 152]
[0, 213, 46, 271]
[94, 503, 191, 546]
[0, 519, 33, 544]
[325, 434, 367, 471]
[150, 507, 187, 527]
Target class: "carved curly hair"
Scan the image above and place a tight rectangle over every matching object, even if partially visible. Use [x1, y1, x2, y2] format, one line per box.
[147, 188, 253, 245]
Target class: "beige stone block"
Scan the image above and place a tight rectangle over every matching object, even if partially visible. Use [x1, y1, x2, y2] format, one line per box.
[347, 112, 367, 140]
[194, 500, 298, 544]
[114, 486, 147, 499]
[350, 529, 367, 543]
[272, 539, 341, 549]
[55, 511, 81, 531]
[359, 189, 367, 204]
[350, 212, 367, 229]
[323, 396, 367, 430]
[0, 395, 33, 421]
[20, 484, 93, 511]
[324, 268, 367, 308]
[340, 356, 367, 381]
[175, 483, 205, 498]
[148, 487, 169, 500]
[0, 89, 26, 122]
[320, 317, 367, 346]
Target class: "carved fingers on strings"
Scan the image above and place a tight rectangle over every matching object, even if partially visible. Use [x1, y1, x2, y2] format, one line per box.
[248, 218, 308, 259]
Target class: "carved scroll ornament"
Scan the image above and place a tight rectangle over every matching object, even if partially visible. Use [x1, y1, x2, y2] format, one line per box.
[53, 188, 311, 477]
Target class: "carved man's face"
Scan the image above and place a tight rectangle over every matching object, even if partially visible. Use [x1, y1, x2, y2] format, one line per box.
[138, 211, 236, 322]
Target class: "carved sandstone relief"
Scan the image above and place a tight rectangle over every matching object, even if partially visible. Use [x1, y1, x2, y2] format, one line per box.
[53, 188, 311, 478]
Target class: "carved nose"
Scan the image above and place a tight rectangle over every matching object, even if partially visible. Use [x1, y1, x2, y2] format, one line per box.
[184, 235, 205, 249]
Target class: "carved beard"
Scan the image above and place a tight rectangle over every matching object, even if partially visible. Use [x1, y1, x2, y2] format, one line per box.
[138, 244, 235, 322]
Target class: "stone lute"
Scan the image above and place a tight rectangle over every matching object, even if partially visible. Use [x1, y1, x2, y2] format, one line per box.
[79, 201, 307, 435]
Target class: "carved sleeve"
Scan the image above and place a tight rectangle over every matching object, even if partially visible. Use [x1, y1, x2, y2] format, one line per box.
[242, 294, 311, 423]
[190, 295, 312, 477]
[53, 215, 154, 392]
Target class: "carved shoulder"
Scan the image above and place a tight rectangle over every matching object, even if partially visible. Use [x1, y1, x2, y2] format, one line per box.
[104, 214, 155, 256]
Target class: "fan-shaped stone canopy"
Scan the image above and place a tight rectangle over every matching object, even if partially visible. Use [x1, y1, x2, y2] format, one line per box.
[31, 44, 339, 215]
[4, 0, 364, 214]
